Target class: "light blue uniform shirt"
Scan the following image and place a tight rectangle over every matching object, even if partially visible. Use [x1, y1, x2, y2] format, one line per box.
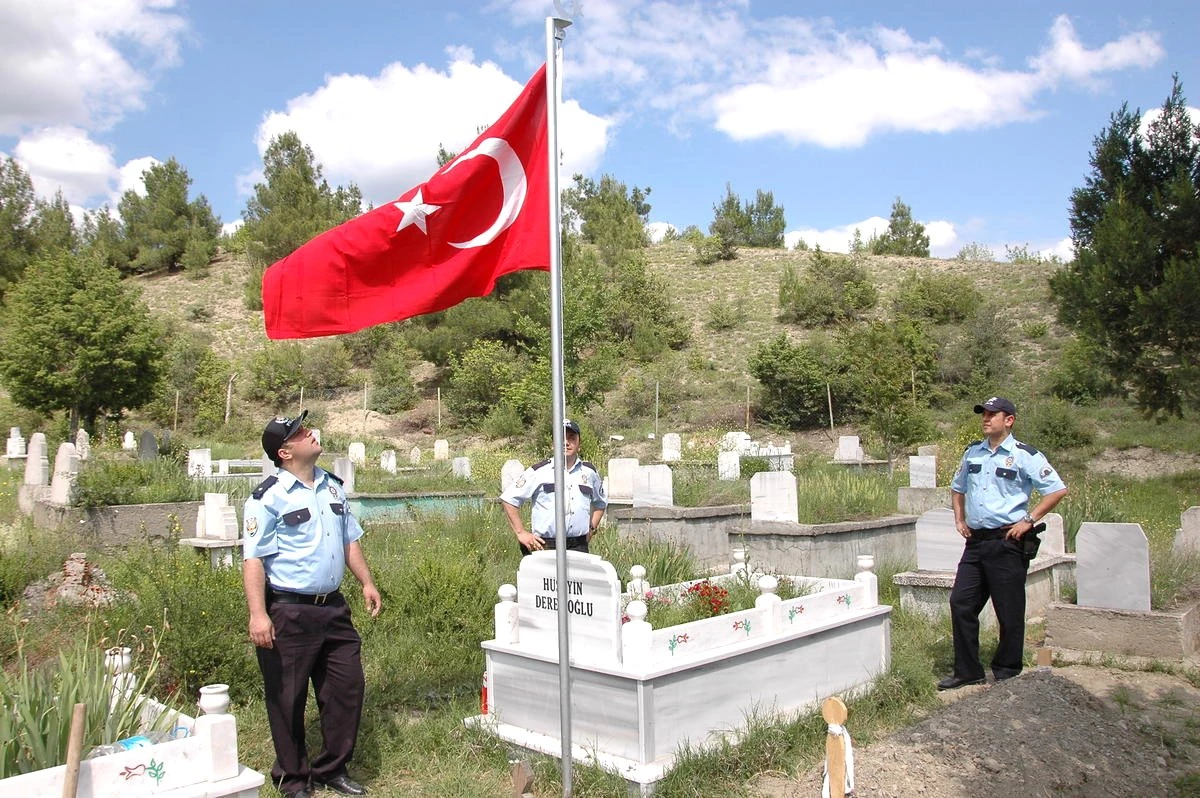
[242, 467, 364, 594]
[499, 457, 607, 539]
[950, 433, 1067, 529]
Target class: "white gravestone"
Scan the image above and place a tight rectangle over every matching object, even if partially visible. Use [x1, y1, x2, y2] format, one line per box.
[122, 430, 136, 450]
[409, 446, 421, 465]
[380, 450, 397, 475]
[6, 427, 26, 458]
[661, 433, 682, 462]
[452, 456, 471, 479]
[348, 441, 366, 466]
[1076, 522, 1151, 612]
[917, 444, 939, 457]
[500, 459, 525, 493]
[721, 431, 751, 452]
[750, 471, 798, 523]
[74, 428, 90, 461]
[717, 450, 741, 481]
[914, 508, 962, 571]
[24, 433, 48, 486]
[333, 457, 355, 494]
[188, 448, 213, 478]
[49, 443, 80, 505]
[908, 455, 937, 489]
[632, 464, 673, 508]
[434, 439, 450, 460]
[606, 458, 639, 503]
[516, 551, 623, 664]
[1038, 512, 1066, 557]
[196, 493, 239, 541]
[834, 435, 864, 463]
[1172, 507, 1200, 555]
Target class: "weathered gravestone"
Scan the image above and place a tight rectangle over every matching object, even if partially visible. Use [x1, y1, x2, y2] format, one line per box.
[1076, 522, 1151, 612]
[121, 430, 136, 451]
[332, 457, 356, 494]
[1172, 507, 1200, 555]
[632, 464, 673, 508]
[434, 439, 450, 461]
[49, 442, 80, 505]
[717, 450, 740, 481]
[380, 450, 397, 475]
[24, 433, 48, 486]
[914, 508, 961, 571]
[409, 446, 421, 465]
[452, 456, 472, 479]
[348, 441, 366, 466]
[661, 433, 682, 462]
[500, 459, 524, 493]
[908, 455, 937, 488]
[6, 427, 26, 459]
[188, 448, 213, 478]
[833, 436, 864, 463]
[750, 471, 798, 523]
[722, 430, 752, 453]
[74, 428, 91, 461]
[605, 458, 639, 503]
[515, 551, 623, 664]
[137, 430, 158, 462]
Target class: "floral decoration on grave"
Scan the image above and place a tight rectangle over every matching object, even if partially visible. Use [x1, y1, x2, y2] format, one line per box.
[836, 593, 852, 607]
[787, 605, 806, 623]
[732, 619, 751, 635]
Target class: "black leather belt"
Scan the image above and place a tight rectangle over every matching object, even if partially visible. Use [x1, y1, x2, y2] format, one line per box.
[269, 589, 341, 606]
[968, 526, 1012, 541]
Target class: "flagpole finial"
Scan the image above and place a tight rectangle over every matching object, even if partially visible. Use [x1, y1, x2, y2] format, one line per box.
[552, 0, 580, 23]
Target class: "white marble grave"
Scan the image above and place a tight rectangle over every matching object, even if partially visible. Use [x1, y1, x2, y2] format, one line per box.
[121, 430, 136, 450]
[1173, 507, 1200, 555]
[661, 433, 682, 462]
[48, 442, 80, 505]
[1039, 512, 1066, 557]
[434, 439, 450, 460]
[500, 459, 525, 493]
[908, 455, 937, 488]
[410, 446, 421, 464]
[74, 428, 90, 461]
[606, 458, 639, 503]
[23, 433, 48, 486]
[6, 427, 26, 459]
[914, 508, 962, 571]
[188, 448, 213, 478]
[380, 449, 397, 475]
[515, 551, 623, 663]
[721, 431, 752, 452]
[632, 464, 673, 508]
[452, 456, 472, 479]
[348, 441, 366, 466]
[717, 450, 740, 481]
[750, 471, 798, 523]
[195, 493, 239, 541]
[1076, 522, 1151, 612]
[332, 457, 355, 494]
[833, 435, 864, 463]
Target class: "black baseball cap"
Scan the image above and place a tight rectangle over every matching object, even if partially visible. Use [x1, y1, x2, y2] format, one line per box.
[974, 396, 1017, 416]
[564, 418, 581, 435]
[262, 410, 308, 466]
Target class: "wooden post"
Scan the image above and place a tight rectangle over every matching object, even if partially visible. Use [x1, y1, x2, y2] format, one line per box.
[822, 696, 849, 798]
[62, 702, 86, 798]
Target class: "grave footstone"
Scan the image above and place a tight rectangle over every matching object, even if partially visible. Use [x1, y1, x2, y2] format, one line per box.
[452, 456, 472, 479]
[138, 430, 158, 462]
[333, 457, 356, 494]
[717, 450, 740, 481]
[500, 459, 525, 493]
[661, 433, 682, 462]
[74, 429, 91, 461]
[914, 508, 961, 571]
[409, 446, 422, 465]
[632, 464, 673, 508]
[750, 471, 797, 523]
[833, 436, 864, 463]
[434, 440, 450, 461]
[606, 458, 639, 502]
[1076, 522, 1151, 612]
[1172, 507, 1200, 555]
[49, 443, 80, 505]
[122, 430, 136, 451]
[24, 433, 48, 486]
[348, 441, 366, 466]
[908, 455, 937, 488]
[188, 448, 212, 478]
[380, 450, 397, 475]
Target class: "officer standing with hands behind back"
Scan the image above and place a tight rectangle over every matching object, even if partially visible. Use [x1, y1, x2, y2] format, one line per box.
[243, 410, 381, 798]
[938, 396, 1068, 691]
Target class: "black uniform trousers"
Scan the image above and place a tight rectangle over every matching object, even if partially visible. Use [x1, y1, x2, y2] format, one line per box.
[256, 592, 365, 794]
[948, 535, 1028, 680]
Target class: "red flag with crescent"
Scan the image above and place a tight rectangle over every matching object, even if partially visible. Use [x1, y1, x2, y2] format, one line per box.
[261, 64, 550, 339]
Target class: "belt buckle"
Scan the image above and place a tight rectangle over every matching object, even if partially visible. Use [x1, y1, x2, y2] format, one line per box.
[313, 592, 330, 605]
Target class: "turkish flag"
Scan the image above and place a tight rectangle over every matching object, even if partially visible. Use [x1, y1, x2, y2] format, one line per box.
[262, 64, 550, 339]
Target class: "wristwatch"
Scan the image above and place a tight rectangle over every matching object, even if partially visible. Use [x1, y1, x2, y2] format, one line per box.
[1021, 513, 1035, 525]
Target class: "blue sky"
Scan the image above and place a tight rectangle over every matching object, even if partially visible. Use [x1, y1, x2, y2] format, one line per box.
[1, 0, 1196, 259]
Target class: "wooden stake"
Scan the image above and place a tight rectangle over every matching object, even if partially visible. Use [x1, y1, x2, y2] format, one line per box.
[62, 702, 86, 798]
[822, 696, 849, 798]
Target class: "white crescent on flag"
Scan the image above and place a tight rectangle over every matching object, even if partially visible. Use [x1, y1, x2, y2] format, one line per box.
[441, 137, 528, 249]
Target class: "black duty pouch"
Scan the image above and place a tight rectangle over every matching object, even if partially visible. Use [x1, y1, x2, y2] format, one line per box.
[1022, 522, 1047, 561]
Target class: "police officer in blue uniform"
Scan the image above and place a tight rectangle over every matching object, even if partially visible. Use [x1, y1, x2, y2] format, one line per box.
[500, 419, 607, 554]
[243, 411, 381, 798]
[938, 396, 1068, 690]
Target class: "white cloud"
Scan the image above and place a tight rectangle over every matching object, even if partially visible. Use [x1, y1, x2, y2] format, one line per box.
[646, 221, 675, 243]
[252, 55, 611, 209]
[0, 0, 188, 135]
[1030, 15, 1163, 89]
[924, 220, 959, 258]
[117, 156, 160, 199]
[1138, 105, 1200, 140]
[13, 127, 118, 204]
[785, 217, 887, 253]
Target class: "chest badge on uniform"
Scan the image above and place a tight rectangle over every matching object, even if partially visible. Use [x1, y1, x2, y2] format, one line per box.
[245, 517, 258, 537]
[1005, 457, 1014, 468]
[328, 484, 339, 499]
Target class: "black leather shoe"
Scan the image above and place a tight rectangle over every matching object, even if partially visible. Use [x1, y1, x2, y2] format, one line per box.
[993, 671, 1019, 682]
[937, 674, 986, 690]
[314, 774, 367, 796]
[282, 789, 311, 798]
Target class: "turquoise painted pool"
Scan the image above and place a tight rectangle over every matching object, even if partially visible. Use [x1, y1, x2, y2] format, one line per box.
[349, 492, 486, 522]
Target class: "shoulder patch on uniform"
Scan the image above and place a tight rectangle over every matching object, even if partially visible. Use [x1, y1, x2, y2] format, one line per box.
[251, 475, 278, 500]
[964, 440, 981, 451]
[580, 460, 599, 473]
[532, 458, 551, 470]
[1015, 441, 1041, 456]
[326, 471, 345, 485]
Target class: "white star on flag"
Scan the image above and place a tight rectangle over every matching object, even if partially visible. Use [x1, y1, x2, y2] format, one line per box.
[394, 188, 441, 234]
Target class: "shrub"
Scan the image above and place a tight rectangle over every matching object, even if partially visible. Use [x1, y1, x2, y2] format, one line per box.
[956, 242, 995, 261]
[706, 297, 747, 330]
[1020, 398, 1095, 452]
[778, 248, 876, 326]
[1047, 338, 1118, 404]
[1022, 320, 1049, 339]
[892, 272, 982, 324]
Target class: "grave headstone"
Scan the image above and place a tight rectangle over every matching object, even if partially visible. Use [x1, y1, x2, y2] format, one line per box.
[188, 448, 213, 478]
[380, 450, 397, 475]
[516, 551, 622, 664]
[500, 459, 525, 493]
[138, 430, 158, 462]
[452, 456, 472, 479]
[434, 439, 450, 461]
[1039, 512, 1066, 557]
[833, 436, 864, 463]
[1076, 522, 1151, 612]
[409, 446, 421, 465]
[332, 457, 356, 494]
[721, 431, 751, 452]
[632, 464, 673, 508]
[717, 450, 740, 481]
[750, 471, 798, 523]
[74, 428, 91, 461]
[24, 433, 48, 486]
[606, 458, 639, 502]
[348, 441, 366, 466]
[196, 493, 239, 541]
[6, 427, 26, 458]
[914, 508, 962, 571]
[908, 455, 937, 489]
[1172, 507, 1200, 555]
[121, 430, 136, 451]
[48, 442, 80, 505]
[661, 433, 682, 462]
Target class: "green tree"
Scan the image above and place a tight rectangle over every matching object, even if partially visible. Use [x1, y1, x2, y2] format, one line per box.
[562, 174, 650, 268]
[0, 252, 163, 433]
[118, 158, 219, 275]
[240, 132, 364, 309]
[80, 206, 127, 272]
[30, 190, 77, 255]
[778, 247, 877, 326]
[145, 334, 232, 433]
[1050, 75, 1200, 416]
[0, 157, 38, 295]
[749, 334, 838, 429]
[869, 197, 930, 257]
[369, 343, 418, 415]
[709, 184, 787, 251]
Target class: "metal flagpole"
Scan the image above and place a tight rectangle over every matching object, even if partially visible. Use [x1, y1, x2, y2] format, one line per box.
[545, 13, 574, 797]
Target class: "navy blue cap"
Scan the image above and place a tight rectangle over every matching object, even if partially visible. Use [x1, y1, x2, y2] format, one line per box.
[974, 397, 1017, 416]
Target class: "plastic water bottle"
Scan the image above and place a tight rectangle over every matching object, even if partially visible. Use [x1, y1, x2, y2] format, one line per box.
[85, 729, 185, 758]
